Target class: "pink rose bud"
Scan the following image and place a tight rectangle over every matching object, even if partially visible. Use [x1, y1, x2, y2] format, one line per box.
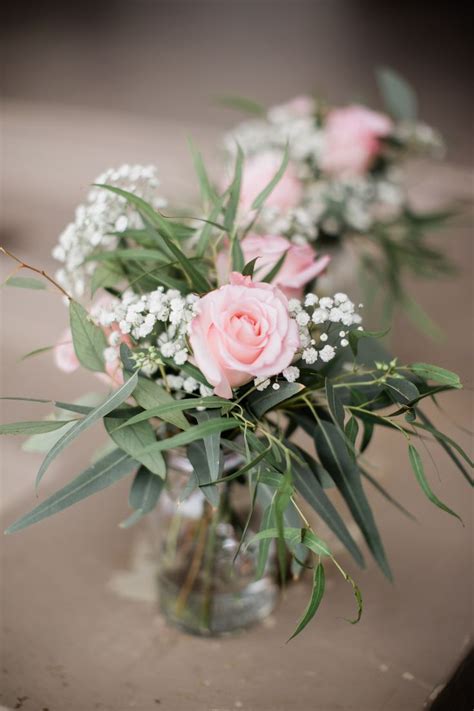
[217, 233, 330, 299]
[53, 328, 80, 373]
[238, 151, 304, 215]
[320, 105, 393, 177]
[189, 273, 300, 399]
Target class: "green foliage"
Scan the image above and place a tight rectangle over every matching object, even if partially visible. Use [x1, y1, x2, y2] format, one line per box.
[5, 276, 46, 290]
[69, 301, 107, 372]
[376, 66, 418, 121]
[6, 448, 138, 534]
[0, 420, 75, 435]
[120, 466, 165, 528]
[104, 416, 166, 478]
[250, 144, 289, 211]
[408, 444, 463, 523]
[288, 563, 325, 641]
[35, 372, 138, 488]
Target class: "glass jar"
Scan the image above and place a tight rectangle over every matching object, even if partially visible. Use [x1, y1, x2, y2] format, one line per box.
[153, 450, 279, 636]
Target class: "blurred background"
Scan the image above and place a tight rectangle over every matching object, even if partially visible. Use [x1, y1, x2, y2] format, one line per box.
[1, 2, 472, 710]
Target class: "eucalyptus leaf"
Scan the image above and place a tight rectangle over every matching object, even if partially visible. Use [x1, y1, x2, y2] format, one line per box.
[248, 382, 303, 418]
[0, 420, 75, 436]
[187, 440, 219, 507]
[5, 448, 137, 534]
[105, 416, 166, 477]
[314, 420, 392, 579]
[69, 301, 107, 372]
[35, 372, 138, 487]
[410, 363, 461, 389]
[120, 466, 165, 528]
[5, 275, 46, 290]
[288, 563, 325, 641]
[132, 376, 189, 431]
[408, 444, 463, 523]
[376, 66, 418, 121]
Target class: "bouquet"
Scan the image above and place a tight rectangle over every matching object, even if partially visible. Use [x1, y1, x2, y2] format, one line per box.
[1, 143, 471, 639]
[221, 68, 457, 334]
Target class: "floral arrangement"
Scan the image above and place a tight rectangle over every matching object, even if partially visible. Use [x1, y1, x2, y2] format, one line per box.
[1, 134, 471, 639]
[220, 68, 457, 333]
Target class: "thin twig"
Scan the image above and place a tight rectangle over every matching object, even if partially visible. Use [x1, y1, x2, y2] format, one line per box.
[0, 246, 73, 301]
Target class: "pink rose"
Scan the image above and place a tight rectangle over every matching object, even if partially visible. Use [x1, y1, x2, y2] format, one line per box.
[217, 233, 330, 299]
[238, 152, 304, 215]
[189, 273, 300, 399]
[320, 105, 393, 176]
[54, 329, 80, 373]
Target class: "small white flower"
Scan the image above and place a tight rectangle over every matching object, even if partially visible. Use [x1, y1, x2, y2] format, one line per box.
[296, 311, 310, 326]
[255, 377, 271, 391]
[302, 347, 318, 364]
[272, 383, 280, 390]
[173, 349, 188, 366]
[282, 366, 300, 383]
[340, 338, 349, 347]
[312, 308, 329, 324]
[319, 345, 336, 362]
[288, 298, 302, 314]
[319, 297, 334, 309]
[304, 294, 318, 307]
[320, 333, 328, 342]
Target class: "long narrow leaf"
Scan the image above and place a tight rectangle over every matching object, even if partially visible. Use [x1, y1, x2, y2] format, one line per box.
[35, 372, 138, 487]
[287, 563, 325, 642]
[408, 444, 463, 523]
[6, 448, 137, 534]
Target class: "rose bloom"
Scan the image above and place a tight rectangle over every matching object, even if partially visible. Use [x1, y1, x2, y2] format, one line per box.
[320, 105, 393, 176]
[217, 233, 330, 299]
[237, 151, 304, 215]
[189, 273, 300, 399]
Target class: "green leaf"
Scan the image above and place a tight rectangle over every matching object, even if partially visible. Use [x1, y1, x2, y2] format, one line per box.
[104, 416, 166, 477]
[249, 527, 330, 557]
[224, 144, 244, 234]
[408, 444, 462, 523]
[96, 184, 211, 292]
[35, 372, 138, 487]
[248, 382, 303, 418]
[131, 418, 239, 458]
[345, 416, 359, 451]
[132, 376, 189, 431]
[314, 420, 392, 579]
[242, 257, 259, 277]
[288, 563, 325, 641]
[86, 248, 170, 264]
[91, 261, 124, 295]
[414, 410, 473, 485]
[5, 448, 137, 534]
[384, 377, 419, 405]
[376, 66, 418, 121]
[120, 466, 165, 528]
[193, 411, 222, 486]
[290, 448, 364, 567]
[0, 420, 75, 436]
[326, 380, 345, 428]
[114, 396, 230, 430]
[216, 95, 265, 115]
[231, 234, 245, 272]
[196, 197, 226, 257]
[188, 139, 219, 206]
[69, 301, 107, 372]
[5, 275, 46, 290]
[410, 363, 462, 389]
[187, 440, 219, 507]
[251, 144, 289, 211]
[20, 345, 54, 361]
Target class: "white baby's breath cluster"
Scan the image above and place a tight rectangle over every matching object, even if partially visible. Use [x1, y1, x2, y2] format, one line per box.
[223, 98, 438, 240]
[292, 292, 363, 366]
[96, 287, 200, 368]
[253, 291, 362, 391]
[52, 164, 167, 298]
